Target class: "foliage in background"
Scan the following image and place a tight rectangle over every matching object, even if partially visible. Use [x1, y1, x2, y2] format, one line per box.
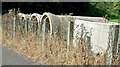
[90, 2, 119, 20]
[2, 2, 120, 22]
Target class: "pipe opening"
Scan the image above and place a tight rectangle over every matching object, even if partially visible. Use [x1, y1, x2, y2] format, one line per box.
[41, 15, 51, 34]
[45, 17, 50, 33]
[21, 17, 24, 20]
[31, 16, 37, 21]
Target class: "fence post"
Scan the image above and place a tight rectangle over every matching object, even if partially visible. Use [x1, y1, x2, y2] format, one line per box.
[109, 26, 114, 65]
[25, 20, 28, 36]
[113, 25, 119, 55]
[67, 21, 70, 52]
[117, 25, 120, 60]
[117, 26, 120, 53]
[38, 22, 40, 40]
[13, 17, 16, 40]
[106, 25, 115, 65]
[31, 21, 34, 35]
[42, 18, 46, 51]
[25, 19, 28, 46]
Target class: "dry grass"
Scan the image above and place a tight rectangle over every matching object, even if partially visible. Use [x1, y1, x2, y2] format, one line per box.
[0, 27, 1, 43]
[2, 30, 96, 65]
[2, 13, 120, 65]
[0, 15, 1, 43]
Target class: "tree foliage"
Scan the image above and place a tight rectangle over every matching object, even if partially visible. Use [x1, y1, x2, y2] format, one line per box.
[2, 2, 120, 20]
[90, 2, 119, 19]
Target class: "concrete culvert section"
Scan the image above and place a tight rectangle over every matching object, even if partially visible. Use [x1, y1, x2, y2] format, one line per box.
[17, 13, 27, 21]
[40, 12, 62, 50]
[73, 19, 120, 64]
[30, 13, 41, 23]
[40, 12, 73, 49]
[29, 13, 41, 34]
[57, 15, 108, 23]
[44, 17, 50, 33]
[70, 16, 108, 23]
[2, 10, 120, 65]
[40, 12, 61, 35]
[40, 12, 75, 35]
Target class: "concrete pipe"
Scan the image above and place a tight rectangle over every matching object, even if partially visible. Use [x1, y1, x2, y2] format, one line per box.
[17, 13, 27, 21]
[17, 13, 28, 29]
[40, 12, 62, 49]
[40, 12, 61, 35]
[40, 12, 73, 38]
[17, 13, 31, 36]
[57, 15, 108, 23]
[29, 13, 41, 33]
[17, 13, 31, 22]
[71, 16, 108, 23]
[30, 13, 41, 23]
[40, 12, 75, 50]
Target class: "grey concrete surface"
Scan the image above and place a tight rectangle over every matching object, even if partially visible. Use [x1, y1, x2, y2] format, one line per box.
[73, 20, 119, 54]
[1, 44, 37, 65]
[0, 44, 2, 66]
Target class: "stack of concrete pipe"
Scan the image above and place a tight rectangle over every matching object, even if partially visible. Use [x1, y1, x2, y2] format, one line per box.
[40, 12, 108, 45]
[29, 13, 41, 33]
[40, 12, 71, 41]
[16, 12, 108, 38]
[17, 13, 42, 34]
[40, 12, 108, 34]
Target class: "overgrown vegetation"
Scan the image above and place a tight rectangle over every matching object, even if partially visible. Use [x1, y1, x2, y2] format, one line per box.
[2, 11, 120, 65]
[90, 2, 119, 22]
[1, 2, 120, 65]
[2, 2, 120, 22]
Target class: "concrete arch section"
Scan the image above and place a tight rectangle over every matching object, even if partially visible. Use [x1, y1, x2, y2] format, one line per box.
[73, 19, 120, 64]
[70, 16, 108, 23]
[57, 15, 108, 23]
[30, 13, 41, 23]
[29, 13, 42, 34]
[40, 12, 71, 38]
[40, 12, 72, 48]
[40, 12, 61, 35]
[73, 19, 120, 53]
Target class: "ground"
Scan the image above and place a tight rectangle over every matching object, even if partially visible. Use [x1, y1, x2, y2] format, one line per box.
[1, 44, 36, 65]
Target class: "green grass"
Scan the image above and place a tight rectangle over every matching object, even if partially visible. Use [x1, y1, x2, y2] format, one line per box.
[109, 19, 119, 23]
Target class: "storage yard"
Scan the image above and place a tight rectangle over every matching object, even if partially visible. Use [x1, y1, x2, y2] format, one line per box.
[1, 9, 120, 65]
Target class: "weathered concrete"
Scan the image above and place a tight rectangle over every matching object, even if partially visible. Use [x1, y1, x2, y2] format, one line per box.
[73, 19, 120, 54]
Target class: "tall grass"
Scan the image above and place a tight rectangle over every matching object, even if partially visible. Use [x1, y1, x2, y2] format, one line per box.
[0, 14, 2, 43]
[2, 12, 120, 65]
